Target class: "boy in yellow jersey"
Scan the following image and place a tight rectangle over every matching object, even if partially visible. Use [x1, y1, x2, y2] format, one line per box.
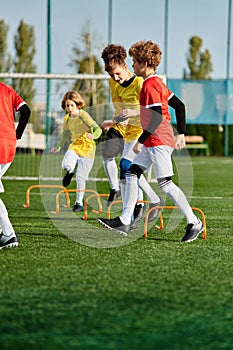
[101, 95, 125, 207]
[101, 44, 164, 227]
[51, 90, 102, 212]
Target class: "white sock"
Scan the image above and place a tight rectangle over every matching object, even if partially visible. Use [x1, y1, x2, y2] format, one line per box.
[160, 180, 198, 224]
[76, 176, 86, 205]
[120, 173, 138, 225]
[137, 187, 144, 202]
[120, 179, 126, 203]
[121, 178, 136, 222]
[139, 174, 160, 203]
[103, 158, 119, 191]
[0, 199, 15, 236]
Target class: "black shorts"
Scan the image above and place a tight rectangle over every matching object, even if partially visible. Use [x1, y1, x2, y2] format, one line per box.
[102, 127, 124, 159]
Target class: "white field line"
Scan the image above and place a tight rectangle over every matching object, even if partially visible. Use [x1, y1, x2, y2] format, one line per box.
[2, 176, 158, 183]
[3, 176, 110, 181]
[187, 196, 228, 199]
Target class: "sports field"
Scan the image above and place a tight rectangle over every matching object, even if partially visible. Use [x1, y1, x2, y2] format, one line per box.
[0, 156, 233, 349]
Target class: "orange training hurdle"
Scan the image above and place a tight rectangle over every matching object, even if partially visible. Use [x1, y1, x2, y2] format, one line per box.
[83, 193, 110, 220]
[107, 200, 207, 240]
[23, 184, 69, 208]
[55, 189, 102, 215]
[143, 205, 206, 239]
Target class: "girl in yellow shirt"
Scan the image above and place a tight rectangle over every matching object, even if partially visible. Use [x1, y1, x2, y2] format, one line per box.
[52, 90, 102, 212]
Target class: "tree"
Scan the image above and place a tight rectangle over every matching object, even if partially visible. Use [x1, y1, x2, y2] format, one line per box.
[70, 20, 107, 107]
[13, 20, 36, 107]
[183, 36, 224, 155]
[0, 19, 12, 84]
[183, 36, 213, 80]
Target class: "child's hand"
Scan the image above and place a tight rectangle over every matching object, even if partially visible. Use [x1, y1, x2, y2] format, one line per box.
[121, 108, 139, 117]
[86, 133, 94, 140]
[50, 147, 60, 153]
[100, 120, 114, 129]
[133, 141, 143, 154]
[175, 134, 185, 150]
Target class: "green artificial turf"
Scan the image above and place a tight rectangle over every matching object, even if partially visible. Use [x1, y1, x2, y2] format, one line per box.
[0, 157, 233, 349]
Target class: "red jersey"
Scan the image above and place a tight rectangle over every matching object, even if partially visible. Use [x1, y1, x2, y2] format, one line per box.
[140, 75, 175, 148]
[0, 82, 25, 163]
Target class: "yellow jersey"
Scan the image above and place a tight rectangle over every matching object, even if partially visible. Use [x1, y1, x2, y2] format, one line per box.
[62, 110, 100, 158]
[109, 74, 143, 143]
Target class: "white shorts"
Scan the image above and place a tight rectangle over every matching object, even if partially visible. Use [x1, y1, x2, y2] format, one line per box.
[0, 163, 12, 193]
[121, 140, 137, 162]
[133, 145, 174, 179]
[62, 150, 94, 181]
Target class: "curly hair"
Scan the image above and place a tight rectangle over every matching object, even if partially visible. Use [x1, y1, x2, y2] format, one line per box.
[101, 44, 127, 72]
[129, 41, 162, 69]
[61, 90, 86, 110]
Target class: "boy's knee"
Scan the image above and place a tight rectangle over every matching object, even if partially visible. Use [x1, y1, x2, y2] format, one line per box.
[157, 177, 172, 191]
[126, 164, 143, 179]
[120, 158, 132, 179]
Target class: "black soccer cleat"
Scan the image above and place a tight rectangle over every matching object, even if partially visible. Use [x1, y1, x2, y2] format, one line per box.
[62, 171, 74, 187]
[146, 197, 165, 223]
[106, 189, 121, 207]
[0, 232, 19, 250]
[133, 204, 145, 223]
[73, 203, 83, 212]
[181, 220, 204, 242]
[98, 217, 130, 236]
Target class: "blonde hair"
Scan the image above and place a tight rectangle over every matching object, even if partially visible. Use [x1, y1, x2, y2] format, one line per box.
[101, 44, 127, 72]
[61, 90, 86, 110]
[129, 40, 162, 69]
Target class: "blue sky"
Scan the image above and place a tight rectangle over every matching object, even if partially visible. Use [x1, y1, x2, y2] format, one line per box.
[1, 0, 232, 106]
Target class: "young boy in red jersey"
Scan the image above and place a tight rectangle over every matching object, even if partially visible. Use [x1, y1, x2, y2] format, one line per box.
[98, 40, 204, 242]
[0, 82, 31, 249]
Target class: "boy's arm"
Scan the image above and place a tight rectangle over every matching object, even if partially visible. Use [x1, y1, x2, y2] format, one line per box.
[168, 95, 186, 135]
[168, 95, 186, 149]
[16, 104, 31, 139]
[137, 106, 163, 144]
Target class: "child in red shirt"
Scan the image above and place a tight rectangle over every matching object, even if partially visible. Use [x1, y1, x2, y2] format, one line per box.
[0, 82, 30, 249]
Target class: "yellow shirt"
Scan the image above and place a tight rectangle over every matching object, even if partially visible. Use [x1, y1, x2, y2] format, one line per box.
[109, 74, 143, 143]
[62, 110, 97, 158]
